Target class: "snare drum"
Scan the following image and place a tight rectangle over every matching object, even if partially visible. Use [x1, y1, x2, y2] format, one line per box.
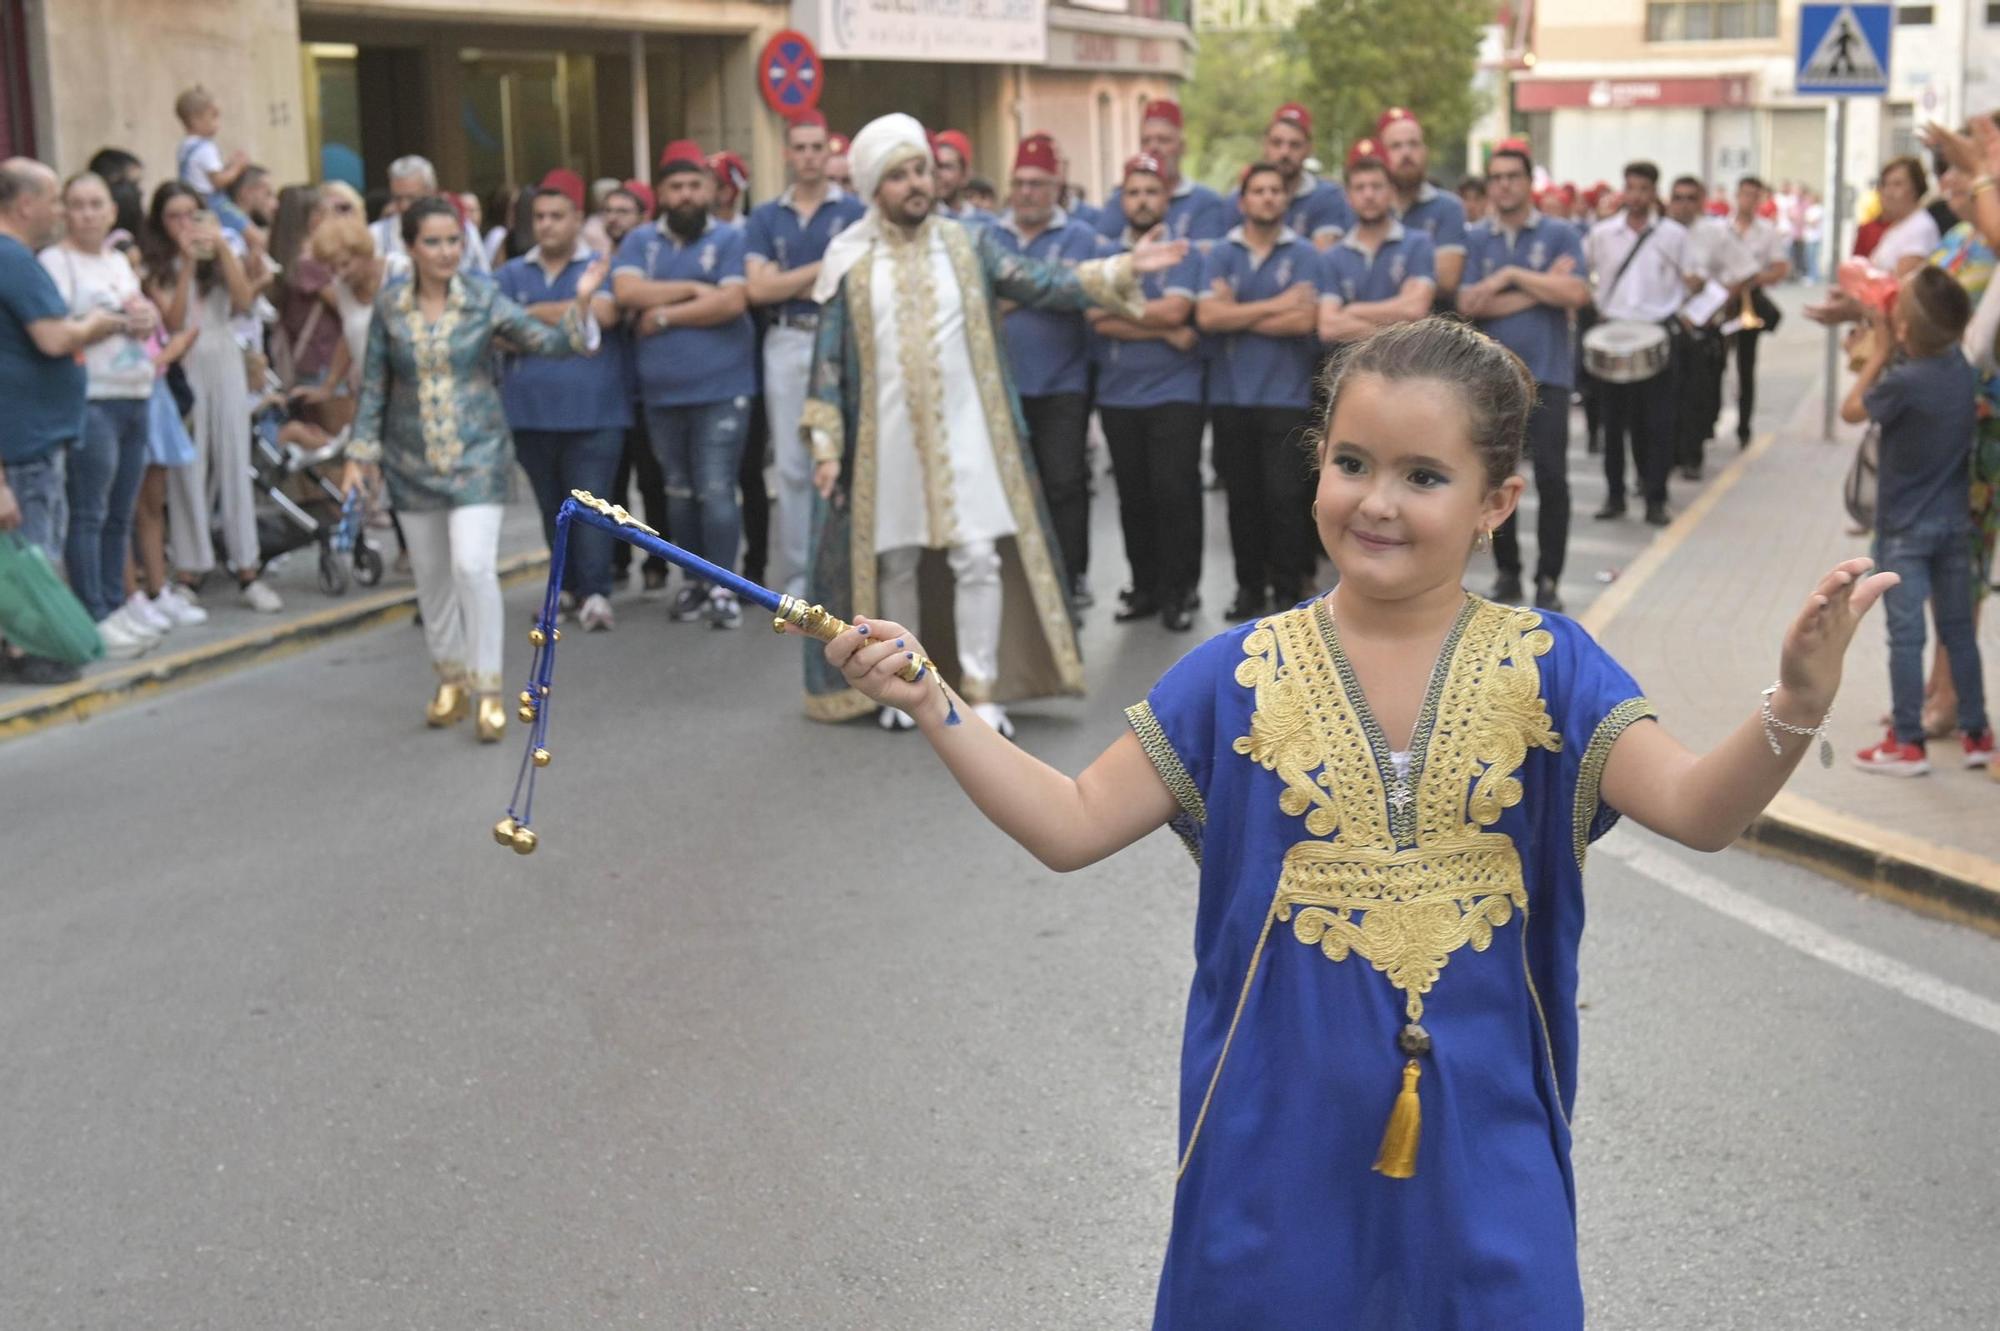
[1582, 320, 1670, 384]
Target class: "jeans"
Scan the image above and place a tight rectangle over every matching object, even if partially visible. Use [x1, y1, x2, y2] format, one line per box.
[66, 399, 152, 621]
[646, 398, 749, 574]
[1211, 404, 1317, 596]
[1100, 402, 1204, 604]
[763, 324, 816, 597]
[1878, 519, 1989, 745]
[1491, 385, 1572, 585]
[514, 427, 624, 601]
[1019, 391, 1092, 585]
[7, 447, 68, 562]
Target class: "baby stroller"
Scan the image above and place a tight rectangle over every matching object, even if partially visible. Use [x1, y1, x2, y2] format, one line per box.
[247, 385, 385, 596]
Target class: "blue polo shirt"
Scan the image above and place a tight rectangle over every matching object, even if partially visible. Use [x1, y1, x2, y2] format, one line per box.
[942, 201, 998, 229]
[743, 186, 865, 322]
[1095, 180, 1232, 246]
[1323, 221, 1437, 310]
[1227, 173, 1353, 245]
[1464, 212, 1586, 389]
[0, 235, 87, 463]
[1093, 238, 1203, 409]
[1067, 199, 1103, 232]
[1200, 228, 1326, 410]
[988, 210, 1104, 397]
[611, 217, 756, 408]
[1395, 181, 1468, 257]
[494, 247, 633, 433]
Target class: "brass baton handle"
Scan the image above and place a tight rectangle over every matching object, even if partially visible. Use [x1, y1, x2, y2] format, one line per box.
[773, 595, 936, 685]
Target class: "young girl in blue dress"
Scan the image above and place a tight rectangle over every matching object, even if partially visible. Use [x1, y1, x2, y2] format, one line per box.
[816, 317, 1895, 1328]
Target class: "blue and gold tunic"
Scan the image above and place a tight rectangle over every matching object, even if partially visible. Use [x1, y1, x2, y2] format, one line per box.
[1128, 594, 1655, 1329]
[349, 275, 593, 511]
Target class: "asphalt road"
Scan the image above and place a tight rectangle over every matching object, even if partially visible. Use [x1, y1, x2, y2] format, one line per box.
[7, 297, 1996, 1329]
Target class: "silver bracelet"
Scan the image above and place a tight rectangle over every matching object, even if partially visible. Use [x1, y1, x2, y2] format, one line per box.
[1761, 683, 1833, 768]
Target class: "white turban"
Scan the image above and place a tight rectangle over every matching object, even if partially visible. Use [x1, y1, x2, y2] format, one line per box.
[812, 112, 936, 304]
[849, 113, 932, 207]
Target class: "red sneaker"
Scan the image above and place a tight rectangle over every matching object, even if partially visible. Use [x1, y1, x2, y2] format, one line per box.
[1962, 730, 1995, 768]
[1852, 731, 1931, 776]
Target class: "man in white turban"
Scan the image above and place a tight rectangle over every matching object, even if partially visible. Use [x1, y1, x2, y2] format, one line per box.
[798, 114, 1188, 735]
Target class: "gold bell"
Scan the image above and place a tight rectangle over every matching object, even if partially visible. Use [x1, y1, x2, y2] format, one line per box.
[552, 629, 562, 642]
[510, 825, 538, 855]
[517, 704, 536, 723]
[532, 747, 552, 768]
[528, 627, 547, 646]
[519, 690, 535, 705]
[493, 816, 518, 846]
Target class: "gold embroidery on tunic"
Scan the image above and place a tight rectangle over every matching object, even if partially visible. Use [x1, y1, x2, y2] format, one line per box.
[397, 279, 467, 476]
[1075, 252, 1145, 319]
[886, 226, 956, 546]
[1234, 598, 1562, 1019]
[1571, 696, 1657, 869]
[1126, 700, 1205, 864]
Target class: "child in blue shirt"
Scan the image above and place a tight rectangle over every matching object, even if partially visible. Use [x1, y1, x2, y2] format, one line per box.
[1841, 265, 1992, 773]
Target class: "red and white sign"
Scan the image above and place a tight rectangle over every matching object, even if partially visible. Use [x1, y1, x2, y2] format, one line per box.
[1514, 76, 1752, 111]
[758, 30, 823, 117]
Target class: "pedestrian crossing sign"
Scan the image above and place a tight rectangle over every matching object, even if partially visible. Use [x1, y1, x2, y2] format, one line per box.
[1796, 3, 1891, 96]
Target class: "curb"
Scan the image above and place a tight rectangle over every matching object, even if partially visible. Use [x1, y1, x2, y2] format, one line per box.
[0, 551, 550, 746]
[1582, 424, 2000, 926]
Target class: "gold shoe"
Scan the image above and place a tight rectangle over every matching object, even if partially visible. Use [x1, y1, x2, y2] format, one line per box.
[426, 681, 470, 728]
[475, 694, 507, 743]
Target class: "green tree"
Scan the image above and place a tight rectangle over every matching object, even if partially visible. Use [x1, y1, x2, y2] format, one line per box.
[1293, 0, 1491, 178]
[1182, 29, 1310, 192]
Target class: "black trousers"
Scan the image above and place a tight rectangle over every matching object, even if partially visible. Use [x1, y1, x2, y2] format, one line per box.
[1020, 391, 1092, 584]
[1731, 327, 1761, 443]
[1674, 327, 1726, 473]
[610, 421, 668, 574]
[1211, 404, 1317, 596]
[1601, 357, 1675, 509]
[1101, 402, 1205, 605]
[1491, 384, 1572, 584]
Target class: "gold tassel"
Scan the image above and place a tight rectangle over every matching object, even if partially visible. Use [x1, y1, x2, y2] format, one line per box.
[1372, 1059, 1423, 1179]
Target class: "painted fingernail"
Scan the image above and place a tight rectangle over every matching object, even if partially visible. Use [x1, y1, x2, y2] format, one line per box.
[857, 623, 869, 635]
[895, 638, 906, 648]
[906, 651, 915, 660]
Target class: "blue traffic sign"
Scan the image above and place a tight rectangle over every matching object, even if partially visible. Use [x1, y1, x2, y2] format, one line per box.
[1796, 4, 1891, 97]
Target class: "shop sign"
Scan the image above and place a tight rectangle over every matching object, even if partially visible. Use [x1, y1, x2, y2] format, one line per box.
[1513, 76, 1752, 111]
[803, 0, 1048, 63]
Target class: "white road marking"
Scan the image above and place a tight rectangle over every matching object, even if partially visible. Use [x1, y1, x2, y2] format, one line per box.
[1600, 835, 2000, 1039]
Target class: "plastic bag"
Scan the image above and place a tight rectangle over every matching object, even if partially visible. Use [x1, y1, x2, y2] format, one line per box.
[0, 532, 105, 666]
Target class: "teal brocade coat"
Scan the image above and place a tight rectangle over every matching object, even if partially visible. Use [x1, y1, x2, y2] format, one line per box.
[349, 274, 591, 511]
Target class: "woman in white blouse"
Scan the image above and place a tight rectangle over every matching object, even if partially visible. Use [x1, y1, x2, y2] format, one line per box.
[1807, 156, 1941, 327]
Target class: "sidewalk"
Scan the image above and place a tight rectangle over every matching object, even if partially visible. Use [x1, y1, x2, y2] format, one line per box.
[0, 499, 550, 742]
[1583, 379, 2000, 919]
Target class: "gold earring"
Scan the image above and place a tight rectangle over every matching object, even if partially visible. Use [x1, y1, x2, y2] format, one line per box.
[1475, 528, 1491, 552]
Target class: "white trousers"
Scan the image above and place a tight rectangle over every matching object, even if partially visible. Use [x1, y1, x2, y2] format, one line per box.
[165, 344, 258, 575]
[877, 540, 1002, 700]
[401, 504, 505, 693]
[762, 325, 816, 599]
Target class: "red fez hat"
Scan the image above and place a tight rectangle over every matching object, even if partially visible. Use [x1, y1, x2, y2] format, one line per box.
[1142, 99, 1183, 128]
[708, 151, 748, 193]
[1013, 135, 1059, 175]
[537, 168, 585, 211]
[1376, 106, 1421, 137]
[1494, 136, 1531, 156]
[1346, 137, 1386, 171]
[1123, 152, 1165, 182]
[1271, 102, 1312, 136]
[622, 178, 655, 217]
[828, 133, 851, 155]
[786, 108, 828, 131]
[933, 129, 973, 165]
[657, 139, 706, 175]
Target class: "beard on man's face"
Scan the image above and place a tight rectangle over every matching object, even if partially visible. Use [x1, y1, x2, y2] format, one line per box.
[1124, 207, 1164, 234]
[888, 189, 932, 225]
[664, 202, 707, 239]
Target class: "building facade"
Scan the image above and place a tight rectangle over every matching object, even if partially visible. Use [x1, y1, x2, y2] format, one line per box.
[8, 0, 1188, 213]
[1512, 0, 2000, 206]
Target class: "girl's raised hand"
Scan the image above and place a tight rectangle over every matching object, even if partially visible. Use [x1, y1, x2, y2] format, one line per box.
[822, 616, 942, 720]
[1778, 557, 1899, 714]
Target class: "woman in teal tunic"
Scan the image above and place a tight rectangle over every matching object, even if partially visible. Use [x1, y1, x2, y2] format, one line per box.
[342, 198, 606, 742]
[805, 318, 1896, 1327]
